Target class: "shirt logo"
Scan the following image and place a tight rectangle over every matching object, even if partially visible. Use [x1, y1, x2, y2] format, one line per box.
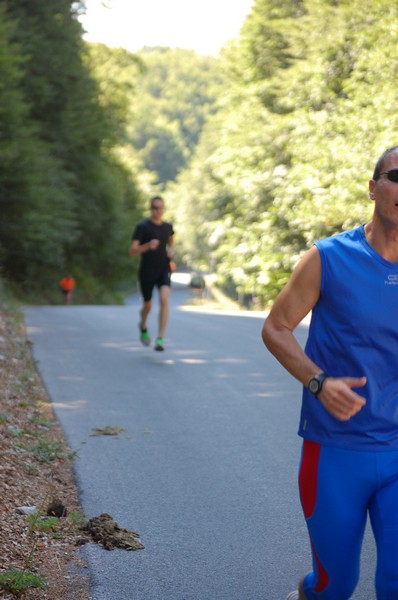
[385, 274, 398, 285]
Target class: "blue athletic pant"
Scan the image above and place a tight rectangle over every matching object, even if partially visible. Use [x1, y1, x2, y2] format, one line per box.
[298, 440, 398, 600]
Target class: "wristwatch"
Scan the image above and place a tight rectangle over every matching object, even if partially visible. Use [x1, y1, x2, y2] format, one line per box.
[308, 372, 328, 397]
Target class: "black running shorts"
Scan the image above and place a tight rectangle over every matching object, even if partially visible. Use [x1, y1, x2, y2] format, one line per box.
[139, 270, 171, 302]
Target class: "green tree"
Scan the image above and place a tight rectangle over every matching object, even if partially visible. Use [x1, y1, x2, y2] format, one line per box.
[130, 47, 225, 184]
[1, 1, 142, 298]
[0, 2, 77, 284]
[167, 0, 398, 307]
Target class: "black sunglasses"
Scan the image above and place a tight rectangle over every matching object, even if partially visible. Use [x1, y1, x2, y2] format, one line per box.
[379, 169, 398, 183]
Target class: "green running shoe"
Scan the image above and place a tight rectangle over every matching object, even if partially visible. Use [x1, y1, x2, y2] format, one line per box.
[154, 337, 164, 351]
[139, 327, 151, 346]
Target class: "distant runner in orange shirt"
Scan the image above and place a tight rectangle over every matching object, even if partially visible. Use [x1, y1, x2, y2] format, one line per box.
[59, 274, 75, 305]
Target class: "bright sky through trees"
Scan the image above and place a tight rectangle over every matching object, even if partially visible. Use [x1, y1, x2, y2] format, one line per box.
[79, 0, 254, 55]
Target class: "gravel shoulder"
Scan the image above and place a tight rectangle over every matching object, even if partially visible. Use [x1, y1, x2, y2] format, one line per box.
[0, 297, 90, 599]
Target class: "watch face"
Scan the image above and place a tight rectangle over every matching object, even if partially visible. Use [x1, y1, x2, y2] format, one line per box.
[309, 379, 320, 394]
[308, 373, 328, 396]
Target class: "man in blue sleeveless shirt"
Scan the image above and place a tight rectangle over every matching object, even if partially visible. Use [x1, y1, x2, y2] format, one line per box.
[262, 146, 398, 600]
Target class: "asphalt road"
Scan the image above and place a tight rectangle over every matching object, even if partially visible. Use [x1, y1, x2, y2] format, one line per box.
[24, 283, 375, 600]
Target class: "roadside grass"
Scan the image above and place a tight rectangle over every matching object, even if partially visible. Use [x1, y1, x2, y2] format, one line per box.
[0, 568, 47, 594]
[0, 276, 89, 599]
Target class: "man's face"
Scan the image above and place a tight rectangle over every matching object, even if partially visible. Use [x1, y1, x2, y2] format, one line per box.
[369, 151, 398, 228]
[150, 200, 164, 217]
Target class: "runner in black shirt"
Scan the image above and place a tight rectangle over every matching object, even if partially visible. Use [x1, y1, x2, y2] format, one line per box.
[129, 196, 174, 351]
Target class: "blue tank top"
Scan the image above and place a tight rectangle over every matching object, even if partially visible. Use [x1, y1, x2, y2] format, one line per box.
[299, 225, 398, 450]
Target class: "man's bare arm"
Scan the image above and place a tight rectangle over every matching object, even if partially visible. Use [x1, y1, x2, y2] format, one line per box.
[262, 246, 366, 420]
[128, 239, 160, 256]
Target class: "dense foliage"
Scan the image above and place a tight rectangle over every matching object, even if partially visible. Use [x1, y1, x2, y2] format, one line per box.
[167, 0, 398, 306]
[128, 46, 225, 186]
[3, 0, 398, 306]
[0, 0, 142, 301]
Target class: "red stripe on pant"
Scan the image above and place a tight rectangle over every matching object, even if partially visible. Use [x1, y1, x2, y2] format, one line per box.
[299, 440, 330, 593]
